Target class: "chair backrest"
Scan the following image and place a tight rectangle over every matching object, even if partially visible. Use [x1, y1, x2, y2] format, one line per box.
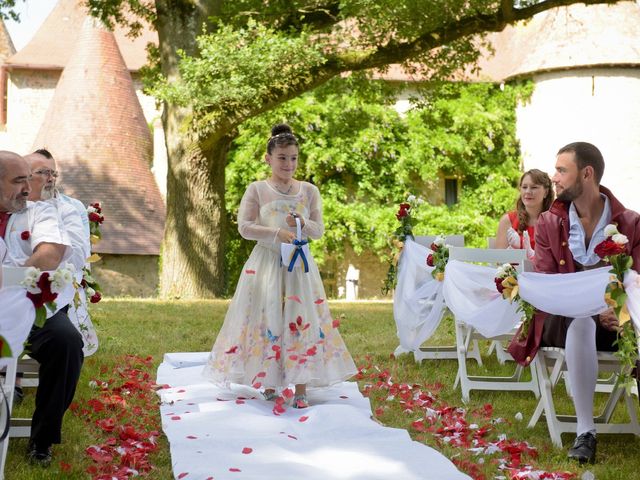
[414, 235, 465, 248]
[448, 247, 528, 273]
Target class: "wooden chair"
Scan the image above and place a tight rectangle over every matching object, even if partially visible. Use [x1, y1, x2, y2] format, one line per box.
[528, 329, 640, 447]
[446, 247, 539, 403]
[409, 235, 483, 365]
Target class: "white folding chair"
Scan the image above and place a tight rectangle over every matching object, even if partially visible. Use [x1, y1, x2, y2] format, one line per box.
[529, 326, 640, 447]
[447, 246, 539, 403]
[0, 359, 18, 478]
[410, 235, 484, 364]
[483, 238, 515, 365]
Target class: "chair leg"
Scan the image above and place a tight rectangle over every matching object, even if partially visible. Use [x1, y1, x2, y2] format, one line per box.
[455, 321, 471, 403]
[0, 360, 18, 477]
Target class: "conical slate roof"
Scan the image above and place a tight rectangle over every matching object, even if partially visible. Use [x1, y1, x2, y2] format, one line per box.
[32, 16, 165, 256]
[5, 0, 156, 71]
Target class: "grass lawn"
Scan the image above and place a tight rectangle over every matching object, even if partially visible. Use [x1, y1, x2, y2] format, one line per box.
[5, 299, 640, 479]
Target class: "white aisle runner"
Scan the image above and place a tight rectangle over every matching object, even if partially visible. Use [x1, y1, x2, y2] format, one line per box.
[157, 353, 471, 480]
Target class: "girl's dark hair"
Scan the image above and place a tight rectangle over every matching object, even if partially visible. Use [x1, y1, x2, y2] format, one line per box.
[516, 168, 554, 234]
[266, 124, 298, 154]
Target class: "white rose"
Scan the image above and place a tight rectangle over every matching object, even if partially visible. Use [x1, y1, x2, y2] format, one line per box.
[604, 224, 619, 237]
[495, 266, 505, 277]
[612, 233, 629, 245]
[86, 287, 96, 297]
[87, 206, 97, 214]
[407, 194, 416, 203]
[434, 236, 445, 246]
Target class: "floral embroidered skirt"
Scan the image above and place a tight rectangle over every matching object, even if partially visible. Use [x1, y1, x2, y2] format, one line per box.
[203, 244, 357, 389]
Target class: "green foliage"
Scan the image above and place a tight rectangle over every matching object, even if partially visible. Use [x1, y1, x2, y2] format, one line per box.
[224, 78, 532, 293]
[147, 19, 327, 129]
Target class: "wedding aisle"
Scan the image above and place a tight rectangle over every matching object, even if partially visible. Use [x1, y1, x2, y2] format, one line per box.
[157, 352, 471, 480]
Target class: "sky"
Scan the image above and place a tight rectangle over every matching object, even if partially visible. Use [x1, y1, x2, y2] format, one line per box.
[5, 0, 58, 50]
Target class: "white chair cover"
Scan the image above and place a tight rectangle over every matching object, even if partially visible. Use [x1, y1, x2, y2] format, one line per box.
[393, 240, 445, 351]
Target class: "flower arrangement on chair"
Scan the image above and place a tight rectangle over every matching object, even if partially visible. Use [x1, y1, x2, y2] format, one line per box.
[382, 196, 421, 295]
[426, 236, 448, 281]
[21, 263, 76, 328]
[494, 263, 535, 340]
[594, 224, 637, 391]
[81, 201, 105, 304]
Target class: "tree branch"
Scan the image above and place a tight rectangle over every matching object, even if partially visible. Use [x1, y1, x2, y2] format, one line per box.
[335, 0, 621, 72]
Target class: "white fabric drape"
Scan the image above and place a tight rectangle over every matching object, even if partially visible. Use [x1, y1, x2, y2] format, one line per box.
[393, 240, 445, 351]
[394, 241, 640, 351]
[0, 286, 36, 369]
[443, 260, 521, 338]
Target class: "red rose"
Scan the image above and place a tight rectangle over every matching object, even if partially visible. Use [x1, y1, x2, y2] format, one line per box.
[426, 253, 434, 267]
[89, 212, 104, 224]
[399, 203, 410, 210]
[430, 243, 440, 251]
[21, 230, 30, 240]
[36, 272, 58, 304]
[594, 239, 626, 258]
[494, 277, 505, 294]
[90, 291, 102, 303]
[91, 202, 102, 213]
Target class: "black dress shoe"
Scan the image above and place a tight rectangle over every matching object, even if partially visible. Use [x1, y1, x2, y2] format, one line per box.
[567, 431, 596, 464]
[27, 440, 52, 467]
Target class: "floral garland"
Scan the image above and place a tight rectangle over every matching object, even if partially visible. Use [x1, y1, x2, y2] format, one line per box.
[87, 202, 104, 246]
[494, 263, 535, 340]
[81, 201, 105, 304]
[21, 263, 76, 327]
[426, 236, 448, 281]
[382, 196, 421, 295]
[594, 224, 637, 391]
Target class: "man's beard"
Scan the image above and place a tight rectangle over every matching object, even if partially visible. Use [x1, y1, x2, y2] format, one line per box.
[9, 194, 28, 211]
[40, 185, 55, 200]
[556, 178, 584, 202]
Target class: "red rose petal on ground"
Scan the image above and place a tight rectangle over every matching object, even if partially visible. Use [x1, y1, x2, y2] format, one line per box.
[314, 298, 324, 304]
[299, 416, 309, 422]
[245, 269, 256, 274]
[225, 345, 238, 354]
[339, 395, 348, 399]
[288, 434, 298, 440]
[282, 388, 294, 399]
[242, 447, 253, 454]
[60, 461, 72, 472]
[236, 399, 245, 405]
[186, 435, 198, 439]
[177, 389, 186, 393]
[229, 468, 241, 472]
[171, 416, 181, 420]
[252, 382, 262, 389]
[287, 295, 302, 303]
[332, 319, 340, 328]
[178, 473, 189, 479]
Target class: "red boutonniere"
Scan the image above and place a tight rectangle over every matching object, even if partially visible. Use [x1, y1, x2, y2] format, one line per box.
[21, 230, 30, 240]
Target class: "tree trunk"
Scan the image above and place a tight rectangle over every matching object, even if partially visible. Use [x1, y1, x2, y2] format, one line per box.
[160, 110, 231, 298]
[155, 0, 230, 298]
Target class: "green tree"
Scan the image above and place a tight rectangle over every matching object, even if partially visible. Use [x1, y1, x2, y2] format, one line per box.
[87, 0, 622, 298]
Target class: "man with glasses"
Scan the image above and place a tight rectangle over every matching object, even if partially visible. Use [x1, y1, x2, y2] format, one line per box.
[0, 150, 83, 467]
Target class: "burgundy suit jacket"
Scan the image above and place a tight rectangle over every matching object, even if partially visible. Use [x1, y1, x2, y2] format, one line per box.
[508, 185, 640, 365]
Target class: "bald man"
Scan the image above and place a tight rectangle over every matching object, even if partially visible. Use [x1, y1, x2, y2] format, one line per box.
[0, 151, 83, 467]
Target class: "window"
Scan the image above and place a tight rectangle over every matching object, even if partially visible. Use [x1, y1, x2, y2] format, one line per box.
[444, 178, 458, 206]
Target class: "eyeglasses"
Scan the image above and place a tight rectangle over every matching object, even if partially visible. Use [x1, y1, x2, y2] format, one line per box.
[32, 169, 58, 178]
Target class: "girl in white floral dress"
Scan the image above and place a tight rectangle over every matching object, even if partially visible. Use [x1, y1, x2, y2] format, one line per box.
[202, 124, 357, 408]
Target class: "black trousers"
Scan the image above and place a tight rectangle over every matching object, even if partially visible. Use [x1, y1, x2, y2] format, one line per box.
[26, 307, 84, 446]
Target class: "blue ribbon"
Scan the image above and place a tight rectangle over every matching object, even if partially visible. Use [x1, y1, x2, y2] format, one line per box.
[287, 239, 309, 273]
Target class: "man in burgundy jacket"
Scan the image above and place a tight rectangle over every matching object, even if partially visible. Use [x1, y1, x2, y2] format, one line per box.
[508, 142, 640, 463]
